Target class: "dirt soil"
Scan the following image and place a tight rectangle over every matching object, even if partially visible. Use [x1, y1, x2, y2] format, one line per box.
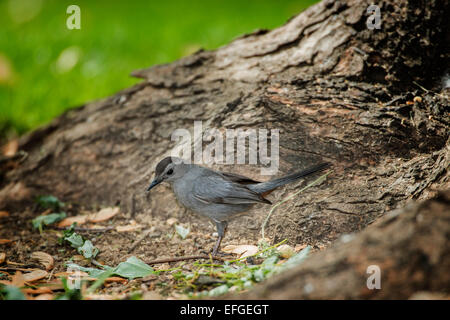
[0, 195, 328, 299]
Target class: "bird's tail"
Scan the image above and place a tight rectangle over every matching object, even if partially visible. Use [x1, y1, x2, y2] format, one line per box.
[249, 162, 330, 194]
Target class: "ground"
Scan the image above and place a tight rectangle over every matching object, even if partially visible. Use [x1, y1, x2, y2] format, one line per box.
[0, 196, 325, 299]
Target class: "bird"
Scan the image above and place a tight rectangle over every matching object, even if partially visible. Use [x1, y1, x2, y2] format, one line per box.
[146, 157, 330, 256]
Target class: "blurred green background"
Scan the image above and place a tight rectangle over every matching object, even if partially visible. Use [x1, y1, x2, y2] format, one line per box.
[0, 0, 317, 138]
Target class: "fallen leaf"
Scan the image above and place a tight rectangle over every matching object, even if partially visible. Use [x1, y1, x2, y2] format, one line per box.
[22, 270, 48, 282]
[2, 139, 18, 156]
[71, 255, 88, 262]
[112, 256, 154, 279]
[0, 211, 9, 218]
[0, 239, 13, 244]
[32, 212, 67, 230]
[57, 215, 88, 227]
[277, 244, 295, 259]
[222, 244, 258, 258]
[54, 271, 89, 278]
[0, 252, 5, 264]
[42, 279, 64, 290]
[33, 293, 54, 300]
[31, 252, 54, 271]
[116, 224, 143, 232]
[77, 240, 99, 259]
[175, 224, 190, 240]
[294, 244, 308, 252]
[88, 207, 119, 223]
[166, 218, 178, 226]
[11, 271, 25, 287]
[22, 287, 53, 294]
[104, 276, 127, 284]
[280, 246, 311, 270]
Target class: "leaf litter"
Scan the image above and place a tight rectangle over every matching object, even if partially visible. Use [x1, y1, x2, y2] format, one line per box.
[0, 194, 321, 300]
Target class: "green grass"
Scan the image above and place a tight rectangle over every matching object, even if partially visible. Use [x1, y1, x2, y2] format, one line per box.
[0, 0, 317, 137]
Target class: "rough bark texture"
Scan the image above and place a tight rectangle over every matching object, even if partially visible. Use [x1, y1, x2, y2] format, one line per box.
[1, 0, 449, 298]
[236, 190, 450, 299]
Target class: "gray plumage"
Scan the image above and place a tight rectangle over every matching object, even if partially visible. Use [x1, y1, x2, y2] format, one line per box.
[147, 157, 329, 255]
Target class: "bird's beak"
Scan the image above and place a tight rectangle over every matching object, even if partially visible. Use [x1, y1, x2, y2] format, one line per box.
[146, 178, 162, 192]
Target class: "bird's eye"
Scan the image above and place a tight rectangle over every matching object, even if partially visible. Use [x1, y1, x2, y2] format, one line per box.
[167, 168, 174, 175]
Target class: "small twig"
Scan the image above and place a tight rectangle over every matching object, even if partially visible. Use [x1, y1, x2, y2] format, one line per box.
[91, 259, 107, 269]
[128, 229, 153, 253]
[0, 267, 40, 272]
[145, 255, 227, 265]
[385, 95, 405, 106]
[6, 261, 41, 269]
[53, 226, 115, 233]
[412, 81, 429, 93]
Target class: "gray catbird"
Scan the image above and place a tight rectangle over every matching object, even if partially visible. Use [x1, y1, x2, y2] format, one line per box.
[147, 157, 329, 255]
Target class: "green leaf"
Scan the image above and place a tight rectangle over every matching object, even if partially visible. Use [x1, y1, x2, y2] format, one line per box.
[262, 255, 278, 267]
[113, 256, 154, 279]
[0, 284, 26, 300]
[77, 240, 99, 259]
[87, 269, 115, 294]
[36, 195, 65, 211]
[64, 233, 84, 248]
[253, 268, 265, 282]
[281, 246, 310, 270]
[32, 212, 66, 230]
[208, 284, 229, 297]
[65, 263, 110, 278]
[65, 256, 154, 293]
[175, 224, 190, 240]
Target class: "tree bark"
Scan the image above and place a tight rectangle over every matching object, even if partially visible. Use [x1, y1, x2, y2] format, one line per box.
[236, 191, 450, 299]
[1, 0, 449, 298]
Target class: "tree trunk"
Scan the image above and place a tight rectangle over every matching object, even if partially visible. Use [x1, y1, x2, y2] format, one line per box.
[237, 191, 450, 299]
[1, 0, 449, 298]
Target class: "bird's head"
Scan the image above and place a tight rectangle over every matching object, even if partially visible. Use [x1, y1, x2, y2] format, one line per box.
[146, 156, 187, 191]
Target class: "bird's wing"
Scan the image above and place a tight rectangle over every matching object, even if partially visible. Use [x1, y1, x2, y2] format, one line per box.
[219, 172, 261, 185]
[192, 173, 271, 205]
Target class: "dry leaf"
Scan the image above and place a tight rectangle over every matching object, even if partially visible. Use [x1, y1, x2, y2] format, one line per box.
[54, 271, 89, 277]
[22, 270, 48, 282]
[294, 244, 308, 252]
[41, 279, 64, 290]
[166, 218, 178, 226]
[0, 239, 13, 244]
[88, 207, 119, 223]
[0, 252, 5, 264]
[34, 293, 54, 300]
[11, 271, 25, 287]
[104, 277, 128, 284]
[72, 255, 87, 262]
[22, 287, 53, 294]
[57, 215, 88, 227]
[0, 211, 9, 218]
[115, 224, 143, 232]
[277, 244, 295, 259]
[222, 244, 258, 258]
[2, 139, 18, 156]
[31, 251, 54, 271]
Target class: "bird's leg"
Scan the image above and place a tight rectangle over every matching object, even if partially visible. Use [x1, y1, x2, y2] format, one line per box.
[212, 221, 228, 256]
